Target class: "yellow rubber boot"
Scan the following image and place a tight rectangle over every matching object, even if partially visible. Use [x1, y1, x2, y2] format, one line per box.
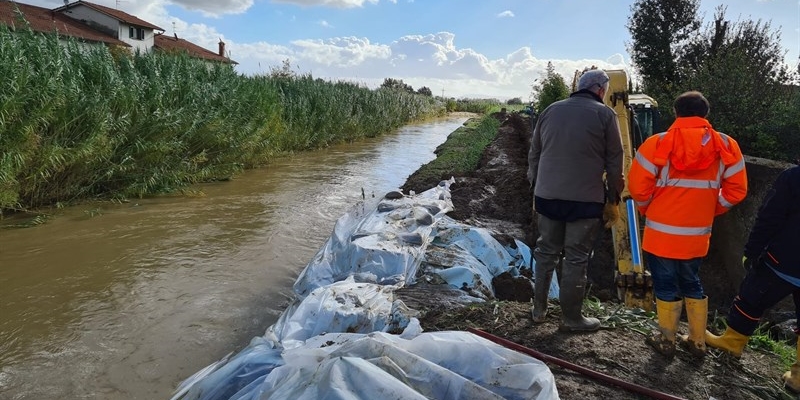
[646, 299, 683, 357]
[680, 296, 708, 357]
[704, 326, 749, 357]
[783, 341, 800, 392]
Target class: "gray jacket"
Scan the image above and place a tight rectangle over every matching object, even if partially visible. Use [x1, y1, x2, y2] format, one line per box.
[527, 91, 624, 204]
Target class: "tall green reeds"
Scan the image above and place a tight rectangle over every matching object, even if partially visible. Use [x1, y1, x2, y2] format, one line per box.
[0, 26, 442, 212]
[445, 98, 502, 114]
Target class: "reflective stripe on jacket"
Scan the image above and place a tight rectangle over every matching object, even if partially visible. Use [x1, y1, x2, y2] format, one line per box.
[628, 117, 748, 259]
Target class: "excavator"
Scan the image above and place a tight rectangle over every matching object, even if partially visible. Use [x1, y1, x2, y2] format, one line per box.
[572, 68, 659, 312]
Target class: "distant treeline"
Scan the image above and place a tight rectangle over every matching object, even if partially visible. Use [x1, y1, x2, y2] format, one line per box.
[0, 27, 446, 213]
[379, 77, 505, 114]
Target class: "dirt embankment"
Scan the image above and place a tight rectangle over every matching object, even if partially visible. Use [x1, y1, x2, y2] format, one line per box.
[400, 111, 791, 400]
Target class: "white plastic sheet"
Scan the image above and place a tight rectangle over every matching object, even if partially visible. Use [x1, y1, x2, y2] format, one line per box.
[172, 180, 561, 400]
[293, 180, 455, 298]
[264, 278, 416, 350]
[253, 331, 557, 400]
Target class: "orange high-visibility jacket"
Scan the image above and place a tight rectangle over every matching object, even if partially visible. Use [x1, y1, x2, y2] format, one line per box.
[628, 116, 748, 259]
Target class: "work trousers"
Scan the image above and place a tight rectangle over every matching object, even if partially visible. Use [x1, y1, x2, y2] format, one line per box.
[646, 253, 704, 301]
[533, 215, 600, 283]
[728, 260, 800, 336]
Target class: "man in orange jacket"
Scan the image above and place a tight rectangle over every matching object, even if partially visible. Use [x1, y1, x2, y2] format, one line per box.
[628, 91, 748, 357]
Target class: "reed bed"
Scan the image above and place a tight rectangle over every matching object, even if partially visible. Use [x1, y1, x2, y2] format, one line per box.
[446, 98, 502, 114]
[0, 27, 442, 212]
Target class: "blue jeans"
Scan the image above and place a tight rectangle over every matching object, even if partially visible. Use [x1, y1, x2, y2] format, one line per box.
[646, 252, 704, 301]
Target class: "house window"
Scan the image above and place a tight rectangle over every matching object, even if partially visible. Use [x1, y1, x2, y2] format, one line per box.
[128, 27, 145, 40]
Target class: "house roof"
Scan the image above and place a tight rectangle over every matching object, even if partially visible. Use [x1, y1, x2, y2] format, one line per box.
[0, 1, 129, 47]
[154, 33, 237, 65]
[54, 0, 164, 31]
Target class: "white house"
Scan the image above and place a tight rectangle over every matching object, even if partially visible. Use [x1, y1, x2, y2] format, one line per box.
[53, 0, 163, 54]
[1, 0, 236, 65]
[0, 1, 129, 49]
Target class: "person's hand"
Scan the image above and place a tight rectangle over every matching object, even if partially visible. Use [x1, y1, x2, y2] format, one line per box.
[603, 202, 620, 229]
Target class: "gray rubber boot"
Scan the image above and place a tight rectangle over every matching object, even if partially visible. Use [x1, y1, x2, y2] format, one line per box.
[532, 259, 556, 322]
[558, 264, 600, 332]
[531, 215, 565, 323]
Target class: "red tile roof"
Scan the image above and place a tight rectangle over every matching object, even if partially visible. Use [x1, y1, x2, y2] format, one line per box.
[154, 34, 237, 65]
[54, 0, 163, 31]
[0, 1, 129, 47]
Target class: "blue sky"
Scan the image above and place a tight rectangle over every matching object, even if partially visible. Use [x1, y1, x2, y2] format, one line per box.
[24, 0, 800, 99]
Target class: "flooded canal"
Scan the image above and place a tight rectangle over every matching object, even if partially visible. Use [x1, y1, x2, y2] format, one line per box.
[0, 116, 469, 400]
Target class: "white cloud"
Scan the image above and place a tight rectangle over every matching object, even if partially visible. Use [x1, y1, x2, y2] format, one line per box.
[270, 0, 380, 8]
[20, 0, 630, 99]
[606, 53, 625, 65]
[318, 20, 333, 28]
[497, 10, 514, 18]
[224, 31, 629, 100]
[169, 0, 253, 16]
[289, 36, 391, 67]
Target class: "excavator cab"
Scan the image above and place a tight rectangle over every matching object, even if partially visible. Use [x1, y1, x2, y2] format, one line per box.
[573, 68, 656, 312]
[629, 93, 659, 148]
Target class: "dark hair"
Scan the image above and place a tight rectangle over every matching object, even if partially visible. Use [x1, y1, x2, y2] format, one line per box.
[673, 91, 710, 117]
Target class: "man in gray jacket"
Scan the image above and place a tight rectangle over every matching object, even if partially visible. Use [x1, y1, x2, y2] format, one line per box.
[527, 69, 624, 332]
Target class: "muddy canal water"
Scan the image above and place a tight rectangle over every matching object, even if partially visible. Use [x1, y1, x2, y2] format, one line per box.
[0, 116, 469, 400]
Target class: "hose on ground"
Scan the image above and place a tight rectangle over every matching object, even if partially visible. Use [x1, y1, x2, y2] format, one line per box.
[467, 327, 687, 400]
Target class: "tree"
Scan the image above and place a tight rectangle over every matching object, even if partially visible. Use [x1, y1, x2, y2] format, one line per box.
[269, 59, 298, 80]
[506, 97, 523, 105]
[531, 62, 569, 114]
[678, 7, 794, 158]
[627, 0, 701, 99]
[416, 86, 433, 96]
[381, 78, 414, 93]
[627, 1, 800, 161]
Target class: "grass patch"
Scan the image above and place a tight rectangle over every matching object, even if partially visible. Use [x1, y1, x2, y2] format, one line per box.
[405, 116, 500, 188]
[583, 297, 656, 336]
[749, 324, 796, 370]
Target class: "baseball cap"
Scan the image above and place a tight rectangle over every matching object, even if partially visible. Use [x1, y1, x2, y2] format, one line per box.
[577, 69, 610, 91]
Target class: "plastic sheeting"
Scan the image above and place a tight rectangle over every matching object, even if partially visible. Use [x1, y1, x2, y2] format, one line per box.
[172, 180, 561, 400]
[264, 278, 415, 350]
[293, 181, 456, 297]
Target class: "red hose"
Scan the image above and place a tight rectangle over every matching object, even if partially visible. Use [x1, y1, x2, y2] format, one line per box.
[467, 327, 687, 400]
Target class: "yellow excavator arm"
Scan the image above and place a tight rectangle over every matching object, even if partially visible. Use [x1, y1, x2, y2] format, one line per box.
[604, 69, 654, 312]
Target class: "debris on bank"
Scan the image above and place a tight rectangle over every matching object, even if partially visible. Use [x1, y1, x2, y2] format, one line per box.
[171, 179, 559, 400]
